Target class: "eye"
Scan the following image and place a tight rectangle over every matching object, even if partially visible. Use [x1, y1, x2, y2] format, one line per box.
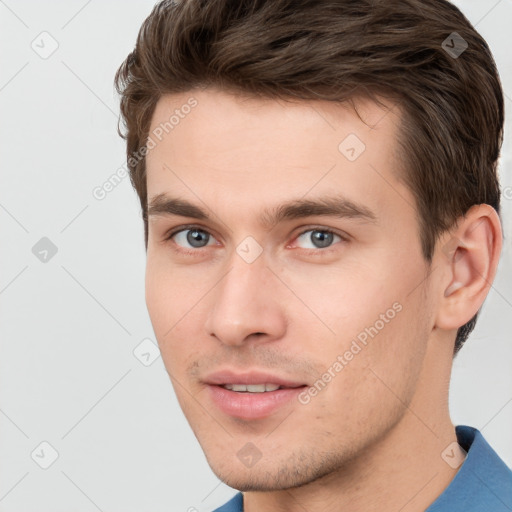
[166, 225, 218, 253]
[293, 228, 346, 251]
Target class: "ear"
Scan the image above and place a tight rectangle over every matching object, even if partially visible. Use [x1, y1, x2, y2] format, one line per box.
[434, 204, 502, 331]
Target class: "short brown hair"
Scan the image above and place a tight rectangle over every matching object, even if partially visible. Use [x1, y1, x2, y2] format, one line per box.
[114, 0, 504, 354]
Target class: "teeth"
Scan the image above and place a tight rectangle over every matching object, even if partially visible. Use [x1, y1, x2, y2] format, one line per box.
[222, 383, 281, 392]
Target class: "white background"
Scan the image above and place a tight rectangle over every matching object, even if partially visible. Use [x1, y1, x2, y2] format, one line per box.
[0, 1, 511, 511]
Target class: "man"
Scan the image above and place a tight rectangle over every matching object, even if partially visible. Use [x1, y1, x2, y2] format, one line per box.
[114, 0, 511, 510]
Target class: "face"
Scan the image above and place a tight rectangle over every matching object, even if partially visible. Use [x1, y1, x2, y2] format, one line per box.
[144, 87, 436, 490]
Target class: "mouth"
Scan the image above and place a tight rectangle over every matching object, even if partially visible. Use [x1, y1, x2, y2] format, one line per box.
[205, 382, 308, 420]
[202, 369, 309, 419]
[219, 383, 304, 393]
[204, 369, 307, 389]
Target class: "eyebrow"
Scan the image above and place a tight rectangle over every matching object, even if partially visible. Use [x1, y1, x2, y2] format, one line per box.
[147, 193, 378, 229]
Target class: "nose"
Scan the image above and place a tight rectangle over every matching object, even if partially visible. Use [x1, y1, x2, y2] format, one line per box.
[203, 250, 287, 347]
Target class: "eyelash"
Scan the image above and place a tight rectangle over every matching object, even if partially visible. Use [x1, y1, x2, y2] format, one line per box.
[163, 224, 348, 257]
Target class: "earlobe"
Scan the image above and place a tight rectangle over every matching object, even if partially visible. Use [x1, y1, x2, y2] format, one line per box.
[434, 204, 502, 331]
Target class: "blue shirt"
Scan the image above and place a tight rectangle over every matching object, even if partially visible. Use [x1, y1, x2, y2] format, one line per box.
[212, 425, 512, 511]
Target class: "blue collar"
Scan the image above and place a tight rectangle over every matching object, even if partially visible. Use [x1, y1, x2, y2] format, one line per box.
[426, 425, 512, 511]
[213, 425, 512, 512]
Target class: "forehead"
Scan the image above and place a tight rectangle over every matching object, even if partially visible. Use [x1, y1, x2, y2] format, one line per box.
[145, 87, 411, 230]
[147, 87, 400, 148]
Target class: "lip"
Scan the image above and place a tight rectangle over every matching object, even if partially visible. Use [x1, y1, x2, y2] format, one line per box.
[203, 369, 306, 388]
[206, 384, 307, 420]
[203, 369, 308, 420]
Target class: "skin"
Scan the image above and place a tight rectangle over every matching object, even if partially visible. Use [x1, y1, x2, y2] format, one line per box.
[144, 87, 502, 512]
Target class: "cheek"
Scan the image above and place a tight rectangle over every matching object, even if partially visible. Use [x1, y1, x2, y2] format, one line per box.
[356, 292, 429, 406]
[284, 261, 398, 346]
[145, 257, 206, 375]
[145, 263, 170, 335]
[308, 262, 429, 400]
[145, 250, 186, 332]
[145, 249, 237, 391]
[312, 307, 427, 440]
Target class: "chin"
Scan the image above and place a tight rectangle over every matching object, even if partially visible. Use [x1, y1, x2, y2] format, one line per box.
[203, 447, 350, 492]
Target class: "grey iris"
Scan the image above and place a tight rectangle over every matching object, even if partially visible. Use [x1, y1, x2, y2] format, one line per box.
[311, 230, 333, 248]
[188, 229, 209, 247]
